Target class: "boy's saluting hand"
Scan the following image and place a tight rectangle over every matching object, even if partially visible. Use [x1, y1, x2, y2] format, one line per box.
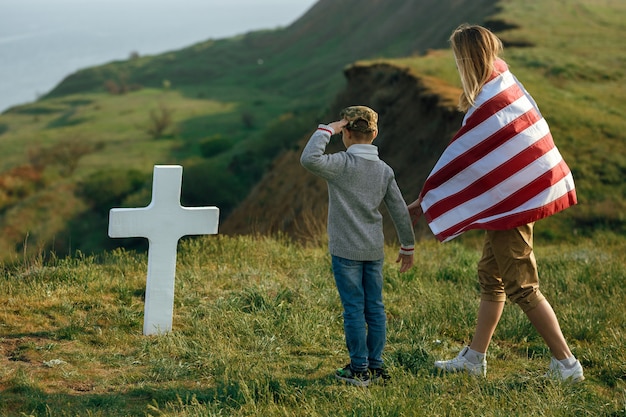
[328, 119, 348, 134]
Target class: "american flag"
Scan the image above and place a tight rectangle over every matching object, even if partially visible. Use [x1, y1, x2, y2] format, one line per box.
[420, 59, 577, 242]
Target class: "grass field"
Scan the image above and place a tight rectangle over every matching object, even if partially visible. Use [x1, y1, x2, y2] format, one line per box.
[1, 232, 624, 416]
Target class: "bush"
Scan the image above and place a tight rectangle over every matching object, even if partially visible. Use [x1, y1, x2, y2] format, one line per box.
[227, 111, 315, 187]
[78, 169, 149, 214]
[181, 161, 247, 216]
[0, 165, 45, 210]
[146, 102, 174, 139]
[241, 111, 255, 129]
[103, 73, 141, 95]
[28, 137, 104, 176]
[199, 134, 234, 158]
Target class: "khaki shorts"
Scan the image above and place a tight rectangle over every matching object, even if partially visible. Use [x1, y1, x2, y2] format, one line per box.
[477, 223, 545, 312]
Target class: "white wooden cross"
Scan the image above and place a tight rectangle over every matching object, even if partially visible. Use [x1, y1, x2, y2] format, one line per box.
[108, 165, 219, 335]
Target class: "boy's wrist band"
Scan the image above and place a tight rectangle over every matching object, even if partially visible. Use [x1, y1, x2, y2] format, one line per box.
[399, 246, 414, 255]
[317, 125, 334, 135]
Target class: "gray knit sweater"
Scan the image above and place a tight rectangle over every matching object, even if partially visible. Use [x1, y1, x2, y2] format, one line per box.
[300, 125, 415, 261]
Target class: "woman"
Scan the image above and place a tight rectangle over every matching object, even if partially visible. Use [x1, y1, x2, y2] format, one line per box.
[408, 24, 583, 381]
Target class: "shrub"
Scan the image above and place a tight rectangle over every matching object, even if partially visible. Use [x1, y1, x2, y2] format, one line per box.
[199, 135, 234, 158]
[104, 80, 122, 95]
[180, 161, 246, 216]
[28, 138, 104, 176]
[146, 102, 174, 139]
[78, 169, 149, 214]
[103, 72, 141, 95]
[241, 111, 255, 129]
[227, 111, 315, 186]
[0, 165, 45, 210]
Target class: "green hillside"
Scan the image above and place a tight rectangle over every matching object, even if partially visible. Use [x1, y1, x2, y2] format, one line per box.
[388, 0, 626, 234]
[0, 0, 498, 262]
[0, 0, 624, 263]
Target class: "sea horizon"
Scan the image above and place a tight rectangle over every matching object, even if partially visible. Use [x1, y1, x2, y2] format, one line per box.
[0, 0, 316, 113]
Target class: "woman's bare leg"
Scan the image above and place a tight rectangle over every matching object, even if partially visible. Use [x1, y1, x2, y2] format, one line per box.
[469, 299, 505, 353]
[525, 299, 572, 360]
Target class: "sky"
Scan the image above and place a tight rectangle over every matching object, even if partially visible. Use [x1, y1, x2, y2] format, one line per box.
[0, 0, 318, 112]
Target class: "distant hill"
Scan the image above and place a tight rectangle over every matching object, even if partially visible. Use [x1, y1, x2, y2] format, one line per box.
[45, 0, 499, 101]
[0, 0, 624, 262]
[0, 0, 501, 261]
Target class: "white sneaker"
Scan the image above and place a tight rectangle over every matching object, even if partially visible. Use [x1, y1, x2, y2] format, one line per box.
[434, 346, 487, 377]
[545, 357, 585, 382]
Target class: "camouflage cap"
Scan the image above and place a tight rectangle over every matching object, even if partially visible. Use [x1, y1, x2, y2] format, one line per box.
[340, 105, 378, 133]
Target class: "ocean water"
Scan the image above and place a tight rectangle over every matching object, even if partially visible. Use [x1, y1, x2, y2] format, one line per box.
[0, 0, 316, 113]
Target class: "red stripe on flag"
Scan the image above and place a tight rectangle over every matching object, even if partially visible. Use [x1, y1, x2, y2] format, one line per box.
[433, 189, 577, 241]
[450, 82, 524, 144]
[430, 159, 574, 240]
[425, 131, 555, 220]
[423, 109, 543, 193]
[475, 190, 578, 231]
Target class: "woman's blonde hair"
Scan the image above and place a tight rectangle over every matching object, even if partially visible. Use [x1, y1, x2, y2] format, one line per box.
[450, 24, 503, 112]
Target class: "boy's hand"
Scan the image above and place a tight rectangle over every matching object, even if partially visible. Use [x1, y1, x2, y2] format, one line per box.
[407, 197, 423, 226]
[328, 119, 348, 134]
[396, 253, 414, 273]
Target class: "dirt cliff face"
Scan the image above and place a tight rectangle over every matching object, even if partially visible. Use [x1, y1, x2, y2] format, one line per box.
[221, 62, 464, 243]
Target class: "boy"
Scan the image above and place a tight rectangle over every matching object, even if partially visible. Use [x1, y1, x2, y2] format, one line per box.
[300, 105, 415, 386]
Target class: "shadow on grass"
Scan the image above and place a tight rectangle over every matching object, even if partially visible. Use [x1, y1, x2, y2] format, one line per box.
[389, 345, 432, 375]
[0, 372, 335, 416]
[46, 108, 87, 128]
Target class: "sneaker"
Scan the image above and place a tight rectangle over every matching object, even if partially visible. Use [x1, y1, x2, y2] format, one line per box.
[434, 346, 487, 377]
[545, 357, 585, 382]
[335, 364, 370, 387]
[369, 367, 391, 383]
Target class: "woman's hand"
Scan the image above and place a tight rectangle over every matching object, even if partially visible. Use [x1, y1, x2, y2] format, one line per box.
[407, 197, 423, 226]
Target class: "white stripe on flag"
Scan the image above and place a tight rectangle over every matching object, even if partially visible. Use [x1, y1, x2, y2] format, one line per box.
[426, 147, 566, 236]
[472, 173, 576, 225]
[427, 95, 534, 178]
[422, 117, 551, 211]
[439, 172, 574, 242]
[463, 70, 517, 122]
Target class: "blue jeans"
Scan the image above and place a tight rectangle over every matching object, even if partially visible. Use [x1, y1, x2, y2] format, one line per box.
[331, 256, 386, 371]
